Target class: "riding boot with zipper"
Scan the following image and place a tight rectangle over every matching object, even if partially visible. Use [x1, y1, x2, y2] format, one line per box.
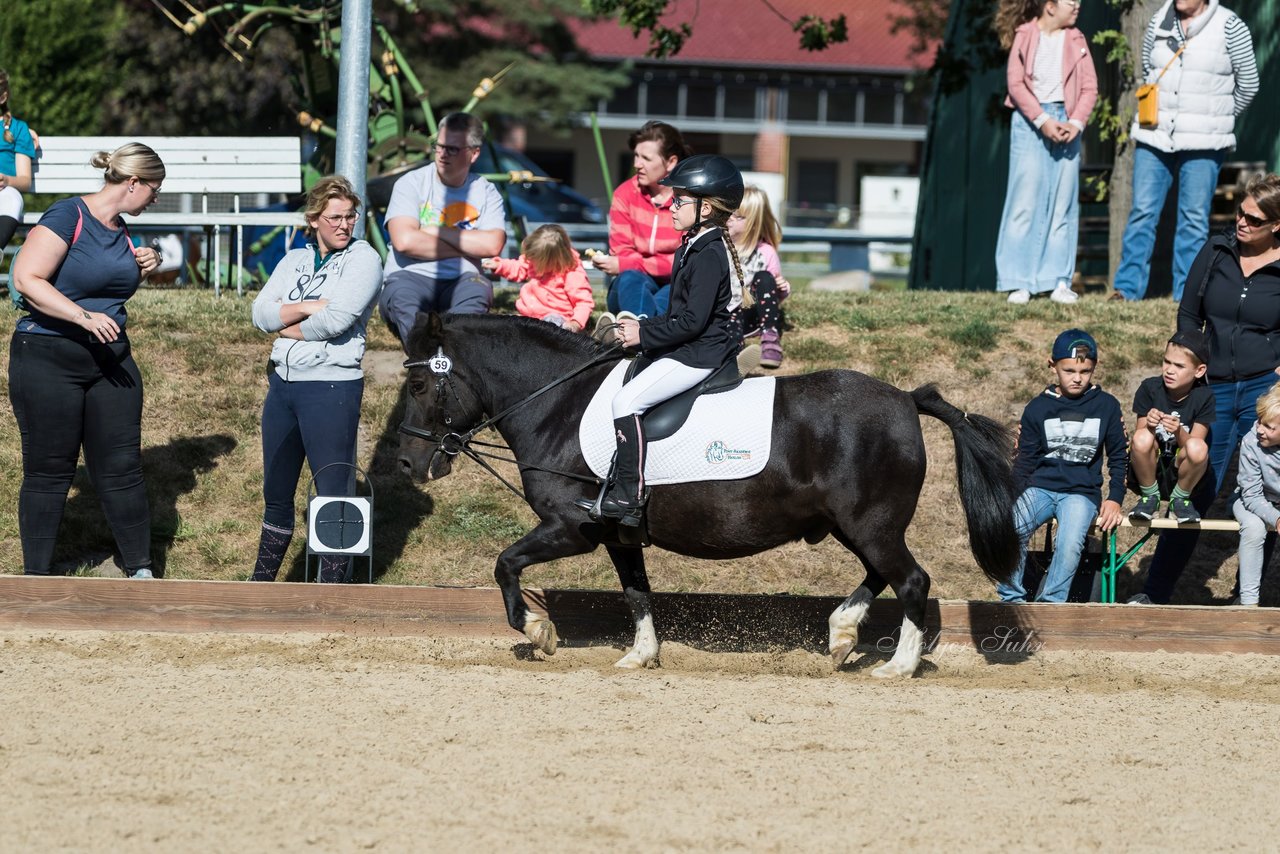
[598, 415, 648, 527]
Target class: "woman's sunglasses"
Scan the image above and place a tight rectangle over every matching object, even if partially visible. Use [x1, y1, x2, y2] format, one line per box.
[1237, 205, 1275, 229]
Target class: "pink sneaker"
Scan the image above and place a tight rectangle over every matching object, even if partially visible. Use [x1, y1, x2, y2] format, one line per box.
[760, 330, 783, 368]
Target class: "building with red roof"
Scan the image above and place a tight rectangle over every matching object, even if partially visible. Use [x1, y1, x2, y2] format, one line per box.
[522, 0, 933, 226]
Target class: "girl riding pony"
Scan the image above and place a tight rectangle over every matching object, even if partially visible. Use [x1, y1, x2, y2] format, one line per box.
[584, 154, 746, 527]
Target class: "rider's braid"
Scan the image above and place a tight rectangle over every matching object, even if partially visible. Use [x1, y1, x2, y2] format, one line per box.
[719, 224, 753, 310]
[706, 196, 754, 310]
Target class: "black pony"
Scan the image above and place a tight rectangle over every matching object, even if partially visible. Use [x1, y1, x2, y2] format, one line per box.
[398, 313, 1018, 677]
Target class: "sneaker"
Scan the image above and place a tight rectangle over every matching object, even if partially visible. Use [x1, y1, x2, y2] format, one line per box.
[542, 312, 568, 328]
[1006, 289, 1031, 305]
[760, 330, 783, 369]
[1126, 593, 1153, 605]
[737, 343, 761, 376]
[129, 568, 155, 580]
[1049, 284, 1079, 304]
[592, 312, 616, 342]
[1167, 496, 1201, 524]
[1129, 493, 1161, 521]
[616, 310, 642, 322]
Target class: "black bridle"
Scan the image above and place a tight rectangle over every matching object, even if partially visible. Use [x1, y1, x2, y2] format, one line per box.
[398, 345, 623, 500]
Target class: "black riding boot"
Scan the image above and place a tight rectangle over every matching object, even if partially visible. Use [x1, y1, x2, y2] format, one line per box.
[599, 415, 647, 527]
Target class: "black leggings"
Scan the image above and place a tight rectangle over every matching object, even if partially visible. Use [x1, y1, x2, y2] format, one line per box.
[8, 333, 151, 574]
[730, 271, 782, 342]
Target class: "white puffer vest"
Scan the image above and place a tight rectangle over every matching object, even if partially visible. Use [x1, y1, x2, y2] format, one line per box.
[1130, 0, 1237, 152]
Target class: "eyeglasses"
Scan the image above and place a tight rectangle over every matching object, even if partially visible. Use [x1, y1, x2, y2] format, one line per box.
[1237, 205, 1274, 229]
[433, 142, 477, 158]
[140, 180, 161, 196]
[1056, 0, 1082, 6]
[671, 196, 696, 210]
[320, 213, 359, 226]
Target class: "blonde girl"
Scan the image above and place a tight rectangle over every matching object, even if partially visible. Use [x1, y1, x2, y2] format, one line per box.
[483, 224, 594, 332]
[727, 185, 791, 369]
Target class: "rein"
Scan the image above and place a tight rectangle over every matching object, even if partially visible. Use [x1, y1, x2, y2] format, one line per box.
[399, 344, 623, 500]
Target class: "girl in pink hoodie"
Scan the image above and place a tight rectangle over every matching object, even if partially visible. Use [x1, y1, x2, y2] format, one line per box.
[483, 224, 595, 332]
[994, 0, 1098, 306]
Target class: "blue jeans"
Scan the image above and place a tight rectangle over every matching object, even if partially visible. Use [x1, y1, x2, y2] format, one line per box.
[1113, 144, 1226, 301]
[997, 487, 1097, 603]
[995, 103, 1080, 294]
[261, 372, 364, 529]
[607, 270, 669, 317]
[1143, 371, 1278, 603]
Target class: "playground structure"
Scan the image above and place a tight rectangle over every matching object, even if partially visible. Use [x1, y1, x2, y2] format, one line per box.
[156, 0, 609, 261]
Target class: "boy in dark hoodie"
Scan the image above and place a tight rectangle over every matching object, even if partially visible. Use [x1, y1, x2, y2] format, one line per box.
[998, 329, 1128, 603]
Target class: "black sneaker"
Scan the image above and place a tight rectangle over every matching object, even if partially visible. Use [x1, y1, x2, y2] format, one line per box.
[1168, 496, 1201, 524]
[1129, 493, 1160, 521]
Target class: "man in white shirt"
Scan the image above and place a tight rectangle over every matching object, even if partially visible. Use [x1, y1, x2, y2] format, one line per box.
[379, 112, 508, 346]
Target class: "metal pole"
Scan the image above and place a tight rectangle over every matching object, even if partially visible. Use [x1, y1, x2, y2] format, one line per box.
[335, 0, 373, 239]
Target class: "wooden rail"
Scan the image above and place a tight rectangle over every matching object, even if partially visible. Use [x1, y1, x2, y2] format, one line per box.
[1, 576, 1277, 656]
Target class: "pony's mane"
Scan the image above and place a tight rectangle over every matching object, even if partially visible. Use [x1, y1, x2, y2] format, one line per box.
[434, 313, 622, 362]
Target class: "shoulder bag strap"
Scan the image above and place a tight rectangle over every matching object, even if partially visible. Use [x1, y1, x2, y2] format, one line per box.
[1153, 39, 1188, 83]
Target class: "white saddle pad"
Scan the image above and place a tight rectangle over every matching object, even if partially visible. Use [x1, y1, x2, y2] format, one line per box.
[579, 361, 776, 484]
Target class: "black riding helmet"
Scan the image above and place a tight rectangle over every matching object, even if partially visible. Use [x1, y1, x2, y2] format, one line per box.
[659, 154, 745, 211]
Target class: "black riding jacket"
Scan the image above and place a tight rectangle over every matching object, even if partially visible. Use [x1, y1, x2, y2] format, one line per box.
[1178, 233, 1280, 383]
[636, 228, 738, 369]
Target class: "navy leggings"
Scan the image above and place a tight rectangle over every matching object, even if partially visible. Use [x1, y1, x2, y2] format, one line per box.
[8, 332, 151, 574]
[261, 372, 363, 529]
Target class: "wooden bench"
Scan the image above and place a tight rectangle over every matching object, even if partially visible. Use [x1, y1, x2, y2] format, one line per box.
[1094, 517, 1241, 604]
[19, 136, 305, 295]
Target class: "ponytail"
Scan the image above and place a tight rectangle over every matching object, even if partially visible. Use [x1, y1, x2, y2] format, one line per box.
[0, 69, 12, 145]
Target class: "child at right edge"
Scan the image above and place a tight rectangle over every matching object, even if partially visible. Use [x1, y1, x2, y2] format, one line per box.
[1230, 385, 1280, 606]
[998, 329, 1127, 603]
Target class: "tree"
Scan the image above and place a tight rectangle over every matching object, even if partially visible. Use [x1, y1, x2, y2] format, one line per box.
[383, 0, 627, 129]
[0, 0, 121, 134]
[1095, 0, 1164, 285]
[105, 0, 300, 136]
[584, 0, 848, 57]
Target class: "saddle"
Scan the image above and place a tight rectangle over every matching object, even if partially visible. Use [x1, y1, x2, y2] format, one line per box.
[626, 355, 743, 442]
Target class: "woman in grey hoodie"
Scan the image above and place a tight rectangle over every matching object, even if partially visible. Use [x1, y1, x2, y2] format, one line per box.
[249, 176, 384, 582]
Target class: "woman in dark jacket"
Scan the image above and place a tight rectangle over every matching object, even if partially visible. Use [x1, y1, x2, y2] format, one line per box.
[1137, 173, 1280, 603]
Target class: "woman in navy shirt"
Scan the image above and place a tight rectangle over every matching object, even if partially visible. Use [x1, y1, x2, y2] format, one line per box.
[9, 142, 164, 577]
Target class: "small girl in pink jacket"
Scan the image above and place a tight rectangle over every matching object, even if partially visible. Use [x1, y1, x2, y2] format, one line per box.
[483, 224, 595, 332]
[994, 0, 1098, 307]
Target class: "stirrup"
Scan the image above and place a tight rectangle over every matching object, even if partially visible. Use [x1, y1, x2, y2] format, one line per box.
[575, 477, 610, 520]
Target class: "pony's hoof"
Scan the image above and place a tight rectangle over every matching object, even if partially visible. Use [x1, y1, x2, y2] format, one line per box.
[525, 618, 559, 655]
[614, 649, 658, 669]
[871, 661, 916, 679]
[829, 640, 855, 670]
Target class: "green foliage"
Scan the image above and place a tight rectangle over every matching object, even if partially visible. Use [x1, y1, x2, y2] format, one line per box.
[0, 0, 122, 133]
[1089, 28, 1137, 145]
[793, 14, 848, 52]
[106, 0, 301, 136]
[374, 0, 627, 128]
[585, 0, 846, 58]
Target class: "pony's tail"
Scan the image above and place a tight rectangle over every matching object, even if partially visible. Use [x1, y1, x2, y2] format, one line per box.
[911, 384, 1019, 586]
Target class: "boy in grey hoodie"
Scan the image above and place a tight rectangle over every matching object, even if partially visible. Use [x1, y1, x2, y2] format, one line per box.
[1230, 384, 1280, 606]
